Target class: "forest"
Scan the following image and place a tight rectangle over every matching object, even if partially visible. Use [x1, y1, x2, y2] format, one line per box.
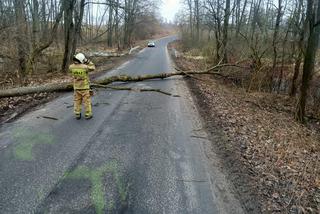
[171, 0, 320, 212]
[0, 0, 164, 84]
[176, 0, 320, 122]
[2, 0, 320, 123]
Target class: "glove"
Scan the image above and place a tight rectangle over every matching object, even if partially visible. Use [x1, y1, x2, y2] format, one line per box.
[84, 58, 90, 64]
[89, 89, 94, 96]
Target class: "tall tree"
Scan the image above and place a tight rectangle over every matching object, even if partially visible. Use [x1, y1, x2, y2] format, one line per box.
[186, 0, 193, 38]
[71, 0, 86, 56]
[107, 0, 114, 47]
[222, 0, 230, 62]
[270, 0, 283, 92]
[14, 0, 28, 80]
[295, 0, 320, 122]
[290, 0, 306, 96]
[194, 0, 200, 42]
[61, 0, 76, 73]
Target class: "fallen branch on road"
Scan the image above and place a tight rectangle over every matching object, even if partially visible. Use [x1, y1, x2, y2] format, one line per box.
[0, 63, 243, 98]
[91, 83, 174, 96]
[38, 116, 59, 120]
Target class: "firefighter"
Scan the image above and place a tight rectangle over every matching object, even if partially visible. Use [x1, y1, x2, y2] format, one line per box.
[69, 53, 95, 120]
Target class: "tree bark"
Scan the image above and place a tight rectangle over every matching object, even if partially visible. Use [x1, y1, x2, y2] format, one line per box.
[0, 65, 237, 98]
[270, 0, 283, 92]
[222, 0, 230, 63]
[107, 1, 113, 47]
[71, 0, 86, 56]
[187, 0, 193, 38]
[14, 0, 28, 80]
[290, 0, 306, 96]
[194, 0, 200, 42]
[295, 0, 320, 122]
[61, 0, 76, 73]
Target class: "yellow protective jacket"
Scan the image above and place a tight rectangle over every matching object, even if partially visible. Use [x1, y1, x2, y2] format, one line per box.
[69, 62, 95, 90]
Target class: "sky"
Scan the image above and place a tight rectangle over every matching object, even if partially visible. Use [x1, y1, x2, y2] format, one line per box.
[160, 0, 181, 23]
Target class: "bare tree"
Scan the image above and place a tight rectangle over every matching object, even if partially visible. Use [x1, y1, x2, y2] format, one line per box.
[290, 0, 306, 96]
[222, 0, 230, 62]
[61, 0, 76, 72]
[270, 0, 283, 92]
[14, 0, 28, 80]
[295, 0, 320, 122]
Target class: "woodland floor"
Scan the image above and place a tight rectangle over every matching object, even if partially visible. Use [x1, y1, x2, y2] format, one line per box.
[169, 42, 320, 213]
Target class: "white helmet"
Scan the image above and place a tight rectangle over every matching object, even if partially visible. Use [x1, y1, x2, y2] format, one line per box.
[74, 53, 86, 64]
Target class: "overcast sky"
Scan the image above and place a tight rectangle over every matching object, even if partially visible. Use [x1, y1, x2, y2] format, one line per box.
[160, 0, 181, 23]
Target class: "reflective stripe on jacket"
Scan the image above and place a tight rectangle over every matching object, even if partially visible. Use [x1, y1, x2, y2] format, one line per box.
[69, 62, 95, 90]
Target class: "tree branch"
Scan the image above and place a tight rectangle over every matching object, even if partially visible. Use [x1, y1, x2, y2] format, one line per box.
[91, 84, 174, 96]
[0, 62, 246, 98]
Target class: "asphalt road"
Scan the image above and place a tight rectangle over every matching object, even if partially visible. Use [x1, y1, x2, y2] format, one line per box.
[0, 36, 244, 214]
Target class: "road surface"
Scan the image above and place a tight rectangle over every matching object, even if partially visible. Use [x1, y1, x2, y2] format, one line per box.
[0, 36, 244, 214]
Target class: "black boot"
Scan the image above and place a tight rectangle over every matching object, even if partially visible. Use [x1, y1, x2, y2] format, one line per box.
[75, 113, 81, 120]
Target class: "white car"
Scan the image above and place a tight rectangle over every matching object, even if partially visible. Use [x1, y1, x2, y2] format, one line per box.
[147, 41, 155, 47]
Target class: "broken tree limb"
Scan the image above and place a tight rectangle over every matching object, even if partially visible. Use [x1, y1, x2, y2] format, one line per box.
[0, 83, 73, 98]
[91, 83, 174, 96]
[0, 63, 243, 98]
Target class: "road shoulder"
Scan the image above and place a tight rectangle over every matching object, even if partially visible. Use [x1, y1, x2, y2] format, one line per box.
[169, 42, 320, 213]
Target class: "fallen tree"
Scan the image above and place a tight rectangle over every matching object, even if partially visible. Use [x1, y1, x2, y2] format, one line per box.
[0, 63, 242, 98]
[91, 84, 177, 96]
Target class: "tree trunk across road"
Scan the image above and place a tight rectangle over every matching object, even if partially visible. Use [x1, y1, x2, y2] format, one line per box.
[0, 68, 228, 98]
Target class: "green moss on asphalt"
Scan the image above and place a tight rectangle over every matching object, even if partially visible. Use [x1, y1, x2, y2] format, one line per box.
[108, 199, 115, 211]
[65, 161, 127, 214]
[12, 128, 55, 160]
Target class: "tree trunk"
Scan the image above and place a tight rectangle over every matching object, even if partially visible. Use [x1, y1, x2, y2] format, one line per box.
[194, 0, 200, 42]
[115, 0, 120, 50]
[187, 0, 193, 39]
[290, 0, 306, 96]
[295, 0, 320, 122]
[61, 0, 76, 73]
[235, 0, 247, 38]
[0, 65, 233, 98]
[270, 0, 283, 92]
[107, 1, 113, 47]
[14, 0, 28, 81]
[71, 0, 85, 56]
[222, 0, 230, 63]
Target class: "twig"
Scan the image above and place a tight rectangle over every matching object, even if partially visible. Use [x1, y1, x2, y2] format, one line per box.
[139, 88, 173, 96]
[244, 100, 263, 109]
[178, 62, 248, 74]
[180, 70, 209, 82]
[176, 178, 207, 183]
[190, 135, 208, 139]
[39, 116, 59, 120]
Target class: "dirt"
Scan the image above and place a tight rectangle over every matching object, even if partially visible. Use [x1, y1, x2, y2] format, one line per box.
[169, 42, 320, 214]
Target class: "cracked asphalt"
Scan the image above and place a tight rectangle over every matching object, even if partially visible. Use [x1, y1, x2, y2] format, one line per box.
[0, 36, 244, 214]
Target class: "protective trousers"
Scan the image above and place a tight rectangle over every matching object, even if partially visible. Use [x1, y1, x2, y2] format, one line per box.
[74, 89, 92, 117]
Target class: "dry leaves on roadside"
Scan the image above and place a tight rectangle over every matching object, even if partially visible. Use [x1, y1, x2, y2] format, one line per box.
[193, 76, 320, 213]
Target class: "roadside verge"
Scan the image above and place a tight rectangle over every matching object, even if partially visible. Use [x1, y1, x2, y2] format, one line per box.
[168, 41, 320, 213]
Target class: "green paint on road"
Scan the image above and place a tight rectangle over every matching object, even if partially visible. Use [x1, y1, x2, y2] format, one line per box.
[12, 128, 55, 160]
[65, 161, 127, 214]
